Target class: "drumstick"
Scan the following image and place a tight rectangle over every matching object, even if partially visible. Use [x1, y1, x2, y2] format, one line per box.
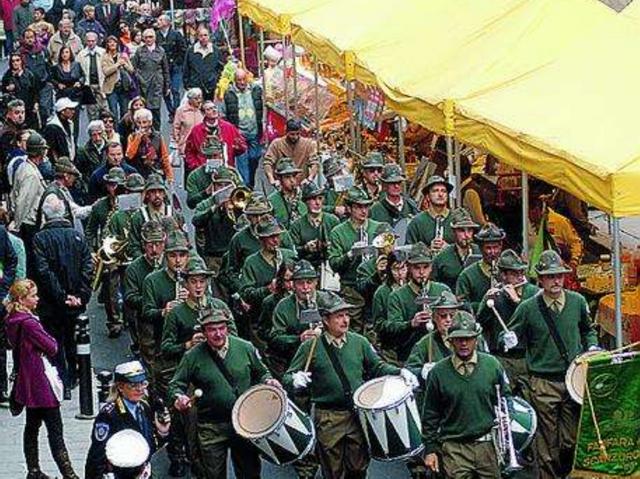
[486, 299, 510, 334]
[188, 389, 203, 406]
[304, 336, 319, 373]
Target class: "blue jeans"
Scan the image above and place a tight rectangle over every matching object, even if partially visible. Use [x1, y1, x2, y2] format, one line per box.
[164, 65, 182, 117]
[107, 90, 129, 120]
[235, 133, 262, 188]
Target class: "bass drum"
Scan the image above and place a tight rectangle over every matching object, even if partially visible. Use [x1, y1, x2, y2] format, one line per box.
[565, 351, 608, 405]
[508, 396, 537, 452]
[232, 384, 315, 465]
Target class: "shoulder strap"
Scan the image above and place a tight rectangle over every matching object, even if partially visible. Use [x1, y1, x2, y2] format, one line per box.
[536, 295, 571, 367]
[320, 335, 352, 406]
[204, 345, 239, 398]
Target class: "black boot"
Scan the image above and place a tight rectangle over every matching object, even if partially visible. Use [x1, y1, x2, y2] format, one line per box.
[26, 470, 52, 479]
[53, 449, 79, 479]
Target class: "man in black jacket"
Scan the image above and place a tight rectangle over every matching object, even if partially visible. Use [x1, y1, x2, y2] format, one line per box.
[0, 224, 18, 405]
[182, 26, 222, 102]
[157, 14, 186, 120]
[95, 0, 120, 36]
[1, 53, 39, 128]
[33, 194, 93, 399]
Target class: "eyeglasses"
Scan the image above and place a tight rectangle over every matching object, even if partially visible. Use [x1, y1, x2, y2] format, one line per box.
[102, 118, 115, 123]
[123, 380, 148, 390]
[143, 35, 154, 39]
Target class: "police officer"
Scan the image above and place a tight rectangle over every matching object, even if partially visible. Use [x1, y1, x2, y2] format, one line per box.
[169, 310, 279, 479]
[477, 249, 539, 390]
[456, 222, 505, 313]
[328, 187, 389, 335]
[123, 220, 165, 360]
[369, 163, 419, 228]
[382, 242, 451, 362]
[289, 182, 340, 269]
[284, 291, 418, 479]
[503, 250, 599, 479]
[431, 207, 481, 290]
[422, 312, 510, 478]
[356, 151, 383, 201]
[85, 361, 170, 479]
[103, 429, 152, 479]
[267, 157, 307, 228]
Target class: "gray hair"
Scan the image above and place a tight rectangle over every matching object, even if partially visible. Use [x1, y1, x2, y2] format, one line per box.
[133, 108, 153, 122]
[87, 119, 104, 133]
[42, 195, 66, 221]
[142, 28, 155, 40]
[85, 31, 98, 41]
[186, 88, 203, 100]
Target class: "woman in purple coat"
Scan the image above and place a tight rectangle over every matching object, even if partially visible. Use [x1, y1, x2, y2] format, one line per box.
[5, 279, 79, 479]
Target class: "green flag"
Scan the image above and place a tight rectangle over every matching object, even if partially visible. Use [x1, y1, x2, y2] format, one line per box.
[572, 354, 640, 478]
[527, 209, 558, 280]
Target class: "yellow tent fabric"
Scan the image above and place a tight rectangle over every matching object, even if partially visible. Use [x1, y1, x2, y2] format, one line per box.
[623, 0, 640, 18]
[238, 0, 330, 36]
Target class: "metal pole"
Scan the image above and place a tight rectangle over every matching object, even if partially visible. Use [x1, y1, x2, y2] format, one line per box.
[282, 35, 289, 120]
[446, 135, 454, 202]
[521, 171, 529, 258]
[75, 315, 95, 420]
[258, 28, 267, 132]
[612, 217, 623, 348]
[314, 54, 320, 144]
[347, 80, 356, 152]
[96, 371, 113, 408]
[397, 116, 405, 170]
[237, 10, 245, 67]
[169, 0, 175, 28]
[453, 139, 461, 207]
[291, 40, 298, 104]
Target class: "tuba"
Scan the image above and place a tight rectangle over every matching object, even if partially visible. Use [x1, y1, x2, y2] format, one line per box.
[92, 236, 130, 291]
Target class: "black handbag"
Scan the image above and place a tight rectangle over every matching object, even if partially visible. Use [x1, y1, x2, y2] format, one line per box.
[79, 85, 97, 105]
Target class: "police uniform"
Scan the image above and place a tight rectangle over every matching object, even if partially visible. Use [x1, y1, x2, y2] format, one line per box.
[267, 158, 308, 229]
[422, 312, 509, 479]
[406, 176, 456, 246]
[507, 250, 598, 479]
[104, 429, 152, 479]
[85, 362, 166, 479]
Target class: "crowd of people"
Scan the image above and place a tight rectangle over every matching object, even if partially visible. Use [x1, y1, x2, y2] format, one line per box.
[0, 1, 606, 479]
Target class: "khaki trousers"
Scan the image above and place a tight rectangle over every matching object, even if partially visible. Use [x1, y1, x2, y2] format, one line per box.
[529, 375, 579, 479]
[314, 408, 369, 479]
[197, 421, 261, 479]
[441, 440, 501, 479]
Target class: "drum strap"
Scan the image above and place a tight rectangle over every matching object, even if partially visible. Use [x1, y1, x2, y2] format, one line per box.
[536, 295, 571, 368]
[205, 346, 239, 397]
[321, 336, 353, 406]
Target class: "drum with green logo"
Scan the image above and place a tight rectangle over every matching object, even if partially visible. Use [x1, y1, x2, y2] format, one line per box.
[508, 396, 537, 452]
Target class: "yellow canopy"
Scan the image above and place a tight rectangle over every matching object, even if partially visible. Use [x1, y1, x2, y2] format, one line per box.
[238, 0, 330, 36]
[623, 0, 640, 18]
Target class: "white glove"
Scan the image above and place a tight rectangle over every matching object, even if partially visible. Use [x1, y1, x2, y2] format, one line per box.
[588, 345, 604, 352]
[421, 362, 436, 381]
[292, 371, 312, 390]
[400, 368, 419, 390]
[503, 331, 519, 352]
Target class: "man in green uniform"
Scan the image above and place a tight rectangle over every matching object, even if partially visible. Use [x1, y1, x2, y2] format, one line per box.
[382, 242, 451, 362]
[422, 311, 510, 478]
[503, 250, 599, 479]
[141, 230, 189, 390]
[321, 156, 349, 218]
[476, 249, 539, 391]
[86, 167, 126, 338]
[456, 222, 505, 313]
[284, 291, 418, 479]
[267, 259, 320, 377]
[431, 207, 481, 290]
[106, 173, 145, 257]
[129, 174, 179, 258]
[170, 310, 279, 479]
[369, 163, 419, 230]
[357, 151, 383, 201]
[185, 162, 241, 210]
[328, 187, 389, 335]
[267, 157, 307, 228]
[160, 255, 236, 477]
[406, 175, 455, 254]
[239, 215, 297, 341]
[124, 220, 165, 363]
[289, 182, 340, 269]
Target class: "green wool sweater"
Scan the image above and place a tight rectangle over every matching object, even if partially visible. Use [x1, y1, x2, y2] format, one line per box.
[124, 255, 158, 313]
[510, 290, 597, 377]
[257, 291, 289, 344]
[369, 194, 419, 226]
[268, 293, 311, 361]
[405, 331, 451, 381]
[422, 353, 510, 454]
[141, 268, 178, 343]
[328, 219, 387, 286]
[284, 331, 400, 409]
[161, 296, 236, 361]
[382, 281, 451, 361]
[268, 190, 308, 229]
[289, 212, 340, 268]
[355, 257, 382, 302]
[85, 196, 116, 251]
[185, 165, 210, 209]
[406, 210, 455, 246]
[372, 283, 395, 343]
[322, 188, 340, 215]
[476, 282, 539, 355]
[456, 261, 492, 313]
[106, 209, 137, 259]
[432, 243, 481, 291]
[191, 198, 238, 257]
[168, 337, 272, 422]
[239, 248, 297, 306]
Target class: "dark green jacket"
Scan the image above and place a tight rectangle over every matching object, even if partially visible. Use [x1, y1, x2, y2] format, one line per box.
[268, 190, 307, 229]
[141, 268, 178, 343]
[283, 331, 400, 409]
[185, 165, 210, 209]
[456, 261, 492, 313]
[268, 293, 316, 361]
[289, 212, 339, 268]
[422, 353, 510, 454]
[85, 196, 116, 251]
[510, 290, 597, 377]
[168, 337, 271, 422]
[432, 243, 481, 291]
[406, 210, 455, 246]
[192, 198, 237, 257]
[405, 331, 451, 382]
[124, 255, 158, 314]
[239, 248, 297, 306]
[369, 194, 419, 226]
[383, 281, 451, 361]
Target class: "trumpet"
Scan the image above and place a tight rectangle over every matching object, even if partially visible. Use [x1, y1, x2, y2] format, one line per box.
[359, 226, 372, 262]
[493, 385, 523, 474]
[490, 260, 500, 289]
[434, 216, 444, 241]
[230, 186, 252, 211]
[92, 236, 130, 291]
[415, 280, 434, 332]
[175, 270, 183, 300]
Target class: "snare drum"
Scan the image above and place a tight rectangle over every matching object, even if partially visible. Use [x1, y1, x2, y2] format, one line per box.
[565, 351, 609, 404]
[353, 375, 423, 461]
[232, 384, 315, 466]
[508, 396, 537, 452]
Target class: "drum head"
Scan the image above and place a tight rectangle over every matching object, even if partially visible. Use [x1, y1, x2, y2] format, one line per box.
[232, 385, 286, 439]
[509, 396, 537, 452]
[354, 376, 409, 411]
[565, 351, 602, 405]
